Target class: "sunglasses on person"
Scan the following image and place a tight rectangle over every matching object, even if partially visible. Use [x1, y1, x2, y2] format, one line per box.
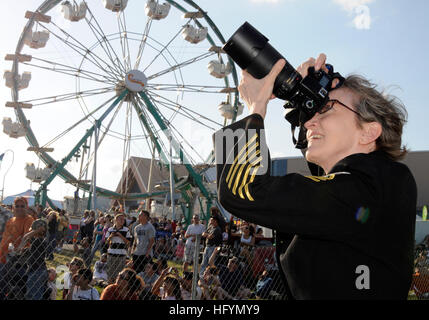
[14, 205, 26, 208]
[318, 99, 361, 117]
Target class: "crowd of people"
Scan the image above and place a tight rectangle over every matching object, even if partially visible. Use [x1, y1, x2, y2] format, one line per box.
[2, 196, 427, 300]
[0, 197, 283, 300]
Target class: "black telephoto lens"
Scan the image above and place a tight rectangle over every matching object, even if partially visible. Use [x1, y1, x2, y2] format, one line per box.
[222, 22, 302, 100]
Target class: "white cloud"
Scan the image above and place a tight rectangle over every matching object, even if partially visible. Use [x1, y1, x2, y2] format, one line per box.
[333, 0, 374, 30]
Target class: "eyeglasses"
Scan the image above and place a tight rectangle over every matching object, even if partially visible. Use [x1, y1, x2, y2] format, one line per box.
[14, 205, 26, 208]
[319, 99, 361, 117]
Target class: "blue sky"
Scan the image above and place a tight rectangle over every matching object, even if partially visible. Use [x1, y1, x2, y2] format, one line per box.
[0, 0, 428, 201]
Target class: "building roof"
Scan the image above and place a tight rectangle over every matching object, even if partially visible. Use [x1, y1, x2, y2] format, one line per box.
[115, 156, 191, 195]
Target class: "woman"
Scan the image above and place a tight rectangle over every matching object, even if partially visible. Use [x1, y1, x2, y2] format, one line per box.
[151, 268, 182, 300]
[17, 219, 48, 300]
[101, 215, 113, 254]
[90, 216, 105, 261]
[46, 210, 59, 261]
[85, 210, 96, 243]
[236, 224, 255, 247]
[215, 54, 416, 299]
[100, 268, 143, 300]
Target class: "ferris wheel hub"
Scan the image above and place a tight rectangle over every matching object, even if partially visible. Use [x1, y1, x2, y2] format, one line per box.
[125, 70, 148, 92]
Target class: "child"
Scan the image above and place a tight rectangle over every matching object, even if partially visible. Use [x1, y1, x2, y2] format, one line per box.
[46, 267, 57, 300]
[74, 236, 92, 268]
[93, 253, 108, 287]
[174, 235, 185, 262]
[62, 257, 84, 299]
[67, 268, 99, 300]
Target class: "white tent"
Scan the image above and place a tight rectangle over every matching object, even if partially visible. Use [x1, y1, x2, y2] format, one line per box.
[2, 189, 63, 209]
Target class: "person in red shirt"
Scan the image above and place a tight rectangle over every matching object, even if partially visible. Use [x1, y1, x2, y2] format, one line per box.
[100, 268, 144, 300]
[0, 197, 34, 300]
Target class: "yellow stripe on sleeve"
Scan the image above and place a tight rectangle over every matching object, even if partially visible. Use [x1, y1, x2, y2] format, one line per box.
[225, 133, 258, 184]
[227, 141, 259, 189]
[238, 156, 262, 199]
[232, 150, 261, 195]
[244, 165, 261, 201]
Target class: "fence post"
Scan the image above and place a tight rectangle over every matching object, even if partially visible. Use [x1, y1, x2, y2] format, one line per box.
[191, 234, 201, 300]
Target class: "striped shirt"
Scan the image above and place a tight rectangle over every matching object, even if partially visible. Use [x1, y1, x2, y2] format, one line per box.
[106, 226, 132, 256]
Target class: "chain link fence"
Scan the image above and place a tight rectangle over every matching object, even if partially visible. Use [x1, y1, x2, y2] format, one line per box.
[0, 205, 428, 300]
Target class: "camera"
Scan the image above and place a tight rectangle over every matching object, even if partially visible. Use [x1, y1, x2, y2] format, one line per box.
[222, 22, 345, 148]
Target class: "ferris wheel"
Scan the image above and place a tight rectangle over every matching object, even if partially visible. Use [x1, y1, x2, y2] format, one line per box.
[3, 0, 241, 222]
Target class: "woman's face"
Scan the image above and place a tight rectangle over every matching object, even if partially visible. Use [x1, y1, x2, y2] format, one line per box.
[163, 279, 174, 295]
[242, 225, 250, 235]
[117, 272, 130, 292]
[13, 200, 27, 217]
[48, 270, 56, 282]
[69, 261, 80, 273]
[304, 88, 365, 173]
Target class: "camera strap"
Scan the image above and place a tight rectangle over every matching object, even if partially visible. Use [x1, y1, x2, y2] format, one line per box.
[290, 110, 308, 149]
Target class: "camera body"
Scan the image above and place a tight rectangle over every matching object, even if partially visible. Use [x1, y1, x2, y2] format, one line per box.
[223, 22, 344, 148]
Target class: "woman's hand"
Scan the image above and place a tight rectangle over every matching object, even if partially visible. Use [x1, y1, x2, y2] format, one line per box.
[296, 53, 340, 88]
[238, 59, 286, 119]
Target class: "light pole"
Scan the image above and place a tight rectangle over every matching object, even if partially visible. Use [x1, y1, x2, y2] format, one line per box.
[1, 149, 15, 203]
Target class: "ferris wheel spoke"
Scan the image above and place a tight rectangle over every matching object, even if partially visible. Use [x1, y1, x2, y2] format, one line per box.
[116, 11, 132, 71]
[147, 83, 237, 94]
[41, 20, 123, 79]
[83, 1, 127, 75]
[84, 16, 127, 76]
[146, 91, 223, 128]
[129, 96, 156, 157]
[120, 101, 133, 195]
[40, 94, 118, 149]
[157, 116, 201, 167]
[19, 86, 115, 107]
[168, 121, 207, 164]
[142, 24, 187, 74]
[132, 97, 170, 164]
[143, 94, 207, 165]
[25, 56, 118, 83]
[35, 22, 121, 81]
[134, 16, 153, 70]
[146, 94, 217, 131]
[78, 98, 126, 179]
[147, 51, 216, 81]
[21, 60, 115, 86]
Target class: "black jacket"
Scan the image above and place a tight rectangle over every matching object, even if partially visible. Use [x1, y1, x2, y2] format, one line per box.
[214, 114, 417, 300]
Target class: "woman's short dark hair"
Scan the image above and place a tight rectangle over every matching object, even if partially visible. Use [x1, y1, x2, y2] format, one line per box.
[78, 268, 93, 282]
[164, 277, 182, 300]
[120, 268, 143, 294]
